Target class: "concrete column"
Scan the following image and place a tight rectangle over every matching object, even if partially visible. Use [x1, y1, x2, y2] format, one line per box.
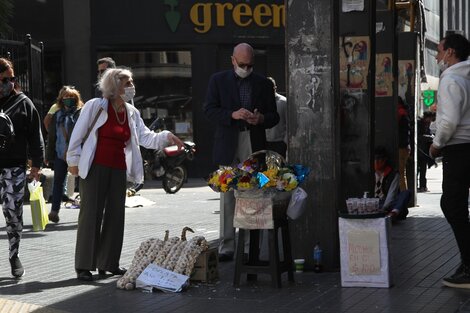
[63, 0, 92, 100]
[286, 0, 341, 270]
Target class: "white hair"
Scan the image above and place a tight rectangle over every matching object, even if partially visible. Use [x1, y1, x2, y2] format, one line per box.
[99, 68, 133, 98]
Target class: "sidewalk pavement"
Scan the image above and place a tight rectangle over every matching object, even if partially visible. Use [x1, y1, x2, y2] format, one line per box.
[1, 167, 470, 313]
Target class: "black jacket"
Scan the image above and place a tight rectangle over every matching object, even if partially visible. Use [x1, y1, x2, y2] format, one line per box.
[0, 92, 44, 168]
[203, 70, 279, 166]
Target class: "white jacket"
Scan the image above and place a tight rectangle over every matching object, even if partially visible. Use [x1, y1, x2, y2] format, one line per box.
[433, 60, 470, 148]
[66, 98, 170, 183]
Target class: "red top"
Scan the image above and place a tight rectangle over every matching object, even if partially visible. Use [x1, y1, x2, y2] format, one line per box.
[93, 104, 130, 170]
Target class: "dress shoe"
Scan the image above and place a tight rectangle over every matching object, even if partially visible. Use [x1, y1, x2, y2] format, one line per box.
[48, 211, 59, 223]
[98, 267, 127, 276]
[10, 255, 25, 278]
[218, 253, 234, 262]
[76, 270, 93, 281]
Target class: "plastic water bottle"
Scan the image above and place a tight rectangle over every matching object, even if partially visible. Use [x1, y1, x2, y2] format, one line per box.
[313, 242, 322, 273]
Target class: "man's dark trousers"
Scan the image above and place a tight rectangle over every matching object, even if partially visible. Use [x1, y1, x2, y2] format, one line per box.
[441, 143, 470, 265]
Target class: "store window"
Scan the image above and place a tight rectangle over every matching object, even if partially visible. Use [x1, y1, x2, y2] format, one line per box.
[97, 51, 193, 141]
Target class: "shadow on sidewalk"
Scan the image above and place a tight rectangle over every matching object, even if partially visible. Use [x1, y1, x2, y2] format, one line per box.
[14, 216, 469, 313]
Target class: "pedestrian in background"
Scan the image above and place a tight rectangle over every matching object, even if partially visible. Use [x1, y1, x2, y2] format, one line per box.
[45, 86, 84, 223]
[0, 58, 44, 278]
[397, 96, 411, 191]
[94, 57, 116, 98]
[429, 33, 470, 289]
[204, 43, 279, 262]
[67, 68, 183, 281]
[265, 77, 287, 159]
[417, 111, 436, 192]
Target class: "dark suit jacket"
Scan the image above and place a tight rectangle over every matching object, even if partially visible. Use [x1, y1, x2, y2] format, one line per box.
[204, 70, 279, 166]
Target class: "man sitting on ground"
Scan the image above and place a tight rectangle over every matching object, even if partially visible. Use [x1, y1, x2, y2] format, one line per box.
[374, 146, 411, 220]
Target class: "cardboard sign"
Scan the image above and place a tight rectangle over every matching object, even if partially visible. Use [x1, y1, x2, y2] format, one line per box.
[348, 230, 381, 275]
[339, 217, 392, 288]
[136, 264, 189, 293]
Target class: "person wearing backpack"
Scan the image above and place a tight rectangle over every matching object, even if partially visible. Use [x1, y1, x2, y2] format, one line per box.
[45, 86, 84, 223]
[0, 58, 44, 278]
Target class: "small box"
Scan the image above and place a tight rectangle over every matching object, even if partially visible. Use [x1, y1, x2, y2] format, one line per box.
[190, 248, 219, 283]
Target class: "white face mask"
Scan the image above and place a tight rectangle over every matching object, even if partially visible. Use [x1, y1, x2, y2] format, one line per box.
[235, 65, 253, 79]
[438, 50, 449, 72]
[120, 86, 136, 102]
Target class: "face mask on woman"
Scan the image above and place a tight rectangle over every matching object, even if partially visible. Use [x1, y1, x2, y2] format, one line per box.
[0, 81, 13, 98]
[120, 86, 136, 102]
[63, 98, 77, 109]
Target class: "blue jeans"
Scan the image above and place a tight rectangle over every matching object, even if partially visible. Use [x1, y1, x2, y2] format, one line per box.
[51, 157, 68, 212]
[380, 189, 411, 219]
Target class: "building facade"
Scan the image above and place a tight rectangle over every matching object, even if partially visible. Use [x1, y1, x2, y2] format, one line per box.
[7, 0, 286, 177]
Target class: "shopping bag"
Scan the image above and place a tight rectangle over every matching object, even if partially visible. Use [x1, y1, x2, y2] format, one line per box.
[287, 187, 308, 220]
[28, 180, 49, 231]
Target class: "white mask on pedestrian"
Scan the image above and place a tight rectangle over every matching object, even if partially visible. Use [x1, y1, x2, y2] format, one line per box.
[438, 50, 449, 72]
[120, 86, 136, 102]
[235, 65, 253, 79]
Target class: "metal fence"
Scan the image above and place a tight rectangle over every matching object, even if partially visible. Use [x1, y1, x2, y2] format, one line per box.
[0, 33, 45, 116]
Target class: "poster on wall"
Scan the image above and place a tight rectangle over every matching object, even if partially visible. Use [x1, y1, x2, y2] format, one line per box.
[375, 53, 393, 97]
[339, 36, 370, 90]
[398, 60, 416, 102]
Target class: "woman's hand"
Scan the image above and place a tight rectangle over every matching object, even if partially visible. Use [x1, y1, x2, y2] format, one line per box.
[167, 133, 184, 150]
[68, 166, 79, 177]
[29, 167, 41, 181]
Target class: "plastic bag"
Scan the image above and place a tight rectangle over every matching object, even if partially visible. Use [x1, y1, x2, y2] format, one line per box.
[28, 180, 49, 231]
[287, 187, 308, 220]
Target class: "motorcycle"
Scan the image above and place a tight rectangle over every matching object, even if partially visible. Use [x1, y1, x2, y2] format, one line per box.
[135, 116, 196, 194]
[148, 141, 196, 194]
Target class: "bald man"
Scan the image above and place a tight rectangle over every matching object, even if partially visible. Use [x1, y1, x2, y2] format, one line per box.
[204, 43, 279, 261]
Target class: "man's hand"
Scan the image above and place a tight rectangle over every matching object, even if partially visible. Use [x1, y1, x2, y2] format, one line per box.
[232, 108, 254, 120]
[29, 167, 41, 181]
[246, 109, 264, 125]
[68, 166, 79, 177]
[429, 144, 441, 159]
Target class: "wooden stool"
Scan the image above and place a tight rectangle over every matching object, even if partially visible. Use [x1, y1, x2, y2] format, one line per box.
[233, 216, 294, 288]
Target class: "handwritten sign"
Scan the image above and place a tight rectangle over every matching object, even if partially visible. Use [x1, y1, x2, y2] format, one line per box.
[234, 196, 274, 229]
[136, 264, 189, 292]
[348, 230, 381, 275]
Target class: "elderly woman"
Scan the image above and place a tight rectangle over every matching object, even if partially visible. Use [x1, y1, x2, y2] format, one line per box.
[67, 68, 183, 281]
[46, 86, 84, 223]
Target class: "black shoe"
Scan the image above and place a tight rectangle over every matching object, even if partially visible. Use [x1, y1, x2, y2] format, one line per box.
[10, 255, 24, 278]
[443, 264, 470, 289]
[218, 253, 234, 262]
[76, 270, 93, 281]
[48, 211, 60, 223]
[98, 267, 127, 276]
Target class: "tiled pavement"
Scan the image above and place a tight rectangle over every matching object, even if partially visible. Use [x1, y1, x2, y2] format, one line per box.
[1, 167, 470, 313]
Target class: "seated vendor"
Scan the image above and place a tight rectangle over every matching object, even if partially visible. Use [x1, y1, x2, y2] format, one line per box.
[374, 146, 411, 220]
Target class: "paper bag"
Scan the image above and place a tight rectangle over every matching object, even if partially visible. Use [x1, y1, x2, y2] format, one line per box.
[28, 180, 49, 231]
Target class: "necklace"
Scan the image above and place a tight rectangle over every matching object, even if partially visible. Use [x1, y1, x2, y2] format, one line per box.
[112, 103, 126, 125]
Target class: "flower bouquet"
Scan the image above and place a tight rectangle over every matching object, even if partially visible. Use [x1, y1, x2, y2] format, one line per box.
[207, 151, 310, 229]
[207, 151, 310, 193]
